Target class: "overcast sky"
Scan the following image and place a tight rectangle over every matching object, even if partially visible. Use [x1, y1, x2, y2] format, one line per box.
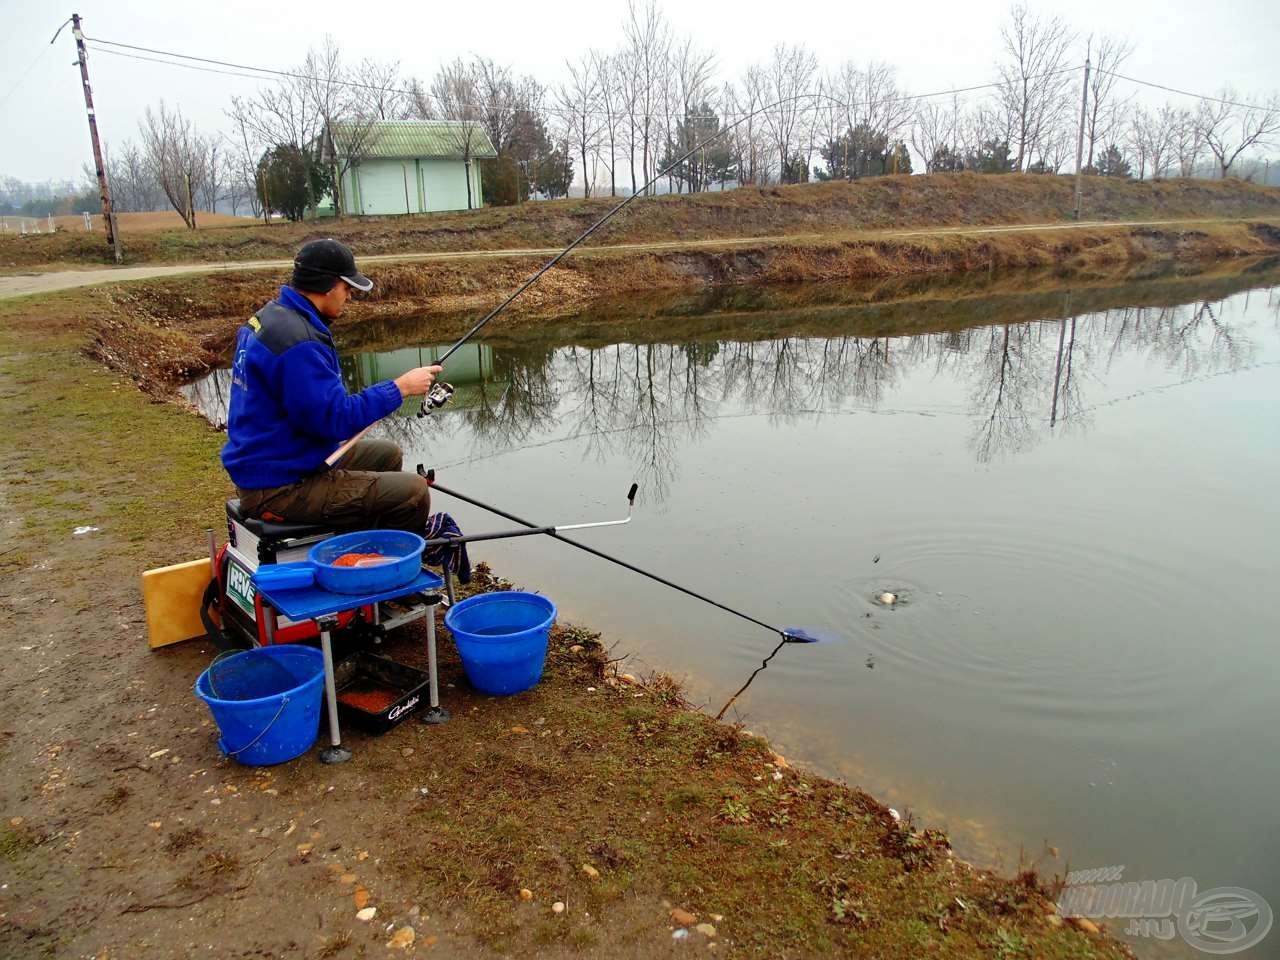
[1, 0, 1276, 184]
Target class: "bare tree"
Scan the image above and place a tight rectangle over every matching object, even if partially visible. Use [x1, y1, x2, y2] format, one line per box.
[406, 77, 436, 120]
[429, 59, 486, 209]
[1039, 124, 1074, 173]
[995, 3, 1076, 171]
[558, 54, 603, 197]
[669, 37, 717, 193]
[99, 140, 164, 212]
[219, 139, 256, 217]
[300, 37, 371, 216]
[591, 51, 623, 196]
[615, 47, 642, 192]
[1130, 103, 1178, 179]
[1196, 90, 1280, 179]
[226, 109, 265, 219]
[196, 139, 223, 211]
[1127, 105, 1151, 180]
[354, 58, 411, 120]
[139, 102, 208, 229]
[837, 61, 913, 146]
[225, 36, 392, 218]
[466, 57, 550, 201]
[912, 94, 960, 172]
[1172, 107, 1203, 178]
[473, 57, 512, 148]
[1082, 34, 1134, 170]
[725, 70, 772, 184]
[761, 43, 818, 183]
[623, 0, 671, 193]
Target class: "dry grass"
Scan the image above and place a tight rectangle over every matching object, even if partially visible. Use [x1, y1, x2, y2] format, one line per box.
[71, 218, 1280, 398]
[4, 173, 1278, 270]
[51, 210, 256, 233]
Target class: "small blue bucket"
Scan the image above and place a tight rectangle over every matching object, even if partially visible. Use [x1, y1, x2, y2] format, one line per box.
[308, 529, 425, 595]
[194, 646, 325, 765]
[445, 591, 556, 695]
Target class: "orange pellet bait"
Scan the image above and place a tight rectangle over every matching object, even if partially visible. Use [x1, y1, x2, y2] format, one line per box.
[331, 552, 389, 568]
[338, 687, 399, 712]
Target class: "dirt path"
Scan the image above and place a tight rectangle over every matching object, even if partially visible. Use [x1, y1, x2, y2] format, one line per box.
[0, 217, 1248, 301]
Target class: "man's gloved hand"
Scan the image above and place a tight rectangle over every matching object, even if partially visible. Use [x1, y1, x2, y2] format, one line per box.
[394, 365, 443, 398]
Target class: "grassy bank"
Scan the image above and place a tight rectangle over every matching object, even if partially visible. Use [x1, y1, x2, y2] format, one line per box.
[3, 173, 1279, 270]
[0, 283, 1130, 955]
[82, 218, 1280, 394]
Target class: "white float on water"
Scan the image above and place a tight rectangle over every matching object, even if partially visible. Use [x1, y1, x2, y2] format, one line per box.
[877, 592, 898, 605]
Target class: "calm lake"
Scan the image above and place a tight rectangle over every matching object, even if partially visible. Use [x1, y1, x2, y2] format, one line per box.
[187, 262, 1280, 955]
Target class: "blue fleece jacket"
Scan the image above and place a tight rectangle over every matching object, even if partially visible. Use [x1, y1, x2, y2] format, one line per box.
[220, 286, 403, 489]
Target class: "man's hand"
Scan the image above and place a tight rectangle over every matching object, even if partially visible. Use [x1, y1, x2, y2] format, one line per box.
[394, 365, 443, 398]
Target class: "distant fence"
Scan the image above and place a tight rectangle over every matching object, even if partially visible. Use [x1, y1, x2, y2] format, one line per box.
[0, 215, 57, 235]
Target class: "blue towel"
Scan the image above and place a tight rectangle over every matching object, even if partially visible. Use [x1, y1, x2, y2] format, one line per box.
[424, 512, 472, 585]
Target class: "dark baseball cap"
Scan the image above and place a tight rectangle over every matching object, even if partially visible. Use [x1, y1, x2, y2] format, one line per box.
[291, 238, 373, 293]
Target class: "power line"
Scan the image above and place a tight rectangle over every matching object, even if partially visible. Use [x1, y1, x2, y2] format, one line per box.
[89, 45, 306, 85]
[84, 41, 702, 124]
[1097, 69, 1276, 112]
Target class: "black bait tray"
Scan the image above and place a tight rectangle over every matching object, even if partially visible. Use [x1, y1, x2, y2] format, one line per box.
[332, 652, 430, 734]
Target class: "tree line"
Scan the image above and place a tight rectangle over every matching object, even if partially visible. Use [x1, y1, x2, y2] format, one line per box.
[17, 1, 1277, 226]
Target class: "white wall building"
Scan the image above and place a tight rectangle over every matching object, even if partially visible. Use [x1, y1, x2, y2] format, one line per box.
[327, 120, 497, 216]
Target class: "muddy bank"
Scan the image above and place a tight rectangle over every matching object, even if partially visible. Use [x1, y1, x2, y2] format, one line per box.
[343, 254, 1280, 355]
[87, 220, 1280, 395]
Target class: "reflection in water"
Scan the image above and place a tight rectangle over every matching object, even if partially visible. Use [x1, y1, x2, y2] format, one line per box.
[185, 286, 1268, 486]
[182, 272, 1280, 959]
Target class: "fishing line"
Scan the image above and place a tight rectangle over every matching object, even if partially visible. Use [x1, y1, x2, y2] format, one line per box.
[714, 636, 789, 721]
[0, 19, 68, 110]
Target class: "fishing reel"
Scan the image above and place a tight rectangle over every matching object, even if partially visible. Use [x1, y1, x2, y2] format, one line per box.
[416, 381, 455, 418]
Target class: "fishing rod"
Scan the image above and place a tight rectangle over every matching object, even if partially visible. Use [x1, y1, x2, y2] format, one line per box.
[422, 482, 638, 547]
[417, 465, 823, 647]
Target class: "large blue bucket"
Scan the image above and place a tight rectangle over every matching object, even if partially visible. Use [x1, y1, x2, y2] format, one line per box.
[194, 646, 325, 765]
[445, 591, 556, 696]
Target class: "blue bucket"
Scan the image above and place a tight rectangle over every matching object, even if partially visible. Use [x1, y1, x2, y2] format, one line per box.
[445, 591, 556, 695]
[194, 646, 325, 765]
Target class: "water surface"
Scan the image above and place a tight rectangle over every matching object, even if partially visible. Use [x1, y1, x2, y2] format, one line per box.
[188, 264, 1280, 955]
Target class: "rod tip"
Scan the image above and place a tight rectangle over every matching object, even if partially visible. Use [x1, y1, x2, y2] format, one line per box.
[781, 628, 822, 644]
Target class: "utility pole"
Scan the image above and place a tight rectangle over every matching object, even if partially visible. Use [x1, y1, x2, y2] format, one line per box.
[1072, 55, 1091, 222]
[68, 14, 121, 263]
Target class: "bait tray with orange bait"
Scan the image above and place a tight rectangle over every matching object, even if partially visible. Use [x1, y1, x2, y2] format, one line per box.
[332, 651, 431, 733]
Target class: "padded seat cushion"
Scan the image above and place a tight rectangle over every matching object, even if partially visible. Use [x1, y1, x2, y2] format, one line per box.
[226, 499, 334, 541]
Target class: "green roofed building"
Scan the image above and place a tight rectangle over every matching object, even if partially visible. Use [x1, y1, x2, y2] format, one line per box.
[325, 120, 498, 216]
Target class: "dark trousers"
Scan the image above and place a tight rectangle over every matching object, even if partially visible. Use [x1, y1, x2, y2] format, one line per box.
[236, 439, 431, 534]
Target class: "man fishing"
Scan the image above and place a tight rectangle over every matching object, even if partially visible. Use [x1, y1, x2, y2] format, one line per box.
[221, 238, 441, 534]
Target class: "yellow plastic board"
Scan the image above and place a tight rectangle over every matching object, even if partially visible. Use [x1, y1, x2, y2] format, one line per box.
[142, 558, 215, 649]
